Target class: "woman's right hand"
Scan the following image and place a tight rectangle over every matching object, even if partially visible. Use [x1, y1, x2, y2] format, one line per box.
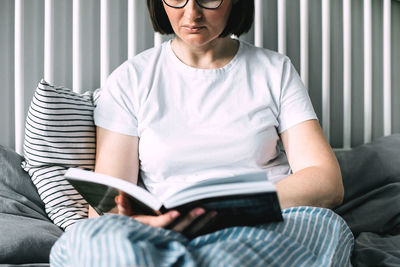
[115, 192, 216, 235]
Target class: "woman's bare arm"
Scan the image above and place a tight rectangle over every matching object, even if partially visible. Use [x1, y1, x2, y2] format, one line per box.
[95, 127, 140, 183]
[276, 119, 344, 210]
[88, 126, 140, 218]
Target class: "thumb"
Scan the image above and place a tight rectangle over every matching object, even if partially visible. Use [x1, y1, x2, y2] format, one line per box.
[115, 194, 132, 216]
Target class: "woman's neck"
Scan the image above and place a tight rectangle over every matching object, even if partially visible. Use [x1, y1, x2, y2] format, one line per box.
[171, 37, 239, 69]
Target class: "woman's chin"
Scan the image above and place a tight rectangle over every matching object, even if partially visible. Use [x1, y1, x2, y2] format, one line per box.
[177, 35, 219, 48]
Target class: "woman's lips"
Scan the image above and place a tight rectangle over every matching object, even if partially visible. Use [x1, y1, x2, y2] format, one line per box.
[182, 25, 205, 33]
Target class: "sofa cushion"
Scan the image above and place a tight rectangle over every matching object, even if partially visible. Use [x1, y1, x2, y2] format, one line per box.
[0, 145, 63, 264]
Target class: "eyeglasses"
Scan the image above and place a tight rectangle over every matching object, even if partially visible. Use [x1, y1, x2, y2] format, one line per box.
[162, 0, 223, 10]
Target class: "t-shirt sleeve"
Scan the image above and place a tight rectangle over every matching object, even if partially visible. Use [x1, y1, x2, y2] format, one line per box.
[277, 57, 318, 133]
[94, 62, 139, 136]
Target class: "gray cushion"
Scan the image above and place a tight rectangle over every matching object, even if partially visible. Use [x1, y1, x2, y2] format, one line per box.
[335, 134, 400, 235]
[334, 134, 400, 266]
[0, 145, 63, 264]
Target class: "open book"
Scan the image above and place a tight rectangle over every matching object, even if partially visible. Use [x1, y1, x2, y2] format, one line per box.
[65, 168, 283, 235]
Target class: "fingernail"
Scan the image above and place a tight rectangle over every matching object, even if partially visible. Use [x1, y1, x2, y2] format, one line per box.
[171, 211, 180, 218]
[195, 209, 205, 216]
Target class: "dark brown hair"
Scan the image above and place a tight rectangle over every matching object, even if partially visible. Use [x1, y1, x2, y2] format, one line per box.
[147, 0, 254, 38]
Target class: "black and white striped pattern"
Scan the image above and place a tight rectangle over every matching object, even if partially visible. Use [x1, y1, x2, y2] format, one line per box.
[22, 79, 100, 230]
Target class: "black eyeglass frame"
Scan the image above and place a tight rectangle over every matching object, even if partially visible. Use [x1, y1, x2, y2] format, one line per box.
[162, 0, 224, 10]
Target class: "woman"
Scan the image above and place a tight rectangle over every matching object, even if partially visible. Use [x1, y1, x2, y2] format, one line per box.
[50, 0, 353, 266]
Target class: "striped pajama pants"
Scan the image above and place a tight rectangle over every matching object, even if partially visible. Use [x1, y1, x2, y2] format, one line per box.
[50, 206, 354, 267]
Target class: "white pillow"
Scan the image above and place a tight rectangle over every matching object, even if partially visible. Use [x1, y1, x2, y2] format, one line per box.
[22, 79, 100, 230]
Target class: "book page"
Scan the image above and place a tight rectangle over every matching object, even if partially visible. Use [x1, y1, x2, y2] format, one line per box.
[163, 173, 276, 209]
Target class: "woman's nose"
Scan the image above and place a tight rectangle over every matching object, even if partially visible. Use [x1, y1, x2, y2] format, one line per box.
[184, 0, 203, 20]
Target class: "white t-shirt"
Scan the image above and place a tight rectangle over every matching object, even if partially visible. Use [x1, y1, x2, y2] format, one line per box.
[94, 40, 317, 201]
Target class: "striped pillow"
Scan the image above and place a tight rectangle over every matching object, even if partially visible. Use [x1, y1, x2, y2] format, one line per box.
[22, 79, 100, 230]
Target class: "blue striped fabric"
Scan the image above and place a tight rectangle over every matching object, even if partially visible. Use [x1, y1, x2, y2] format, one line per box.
[50, 206, 353, 267]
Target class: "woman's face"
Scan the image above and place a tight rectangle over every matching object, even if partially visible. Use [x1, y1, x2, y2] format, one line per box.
[162, 0, 233, 48]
